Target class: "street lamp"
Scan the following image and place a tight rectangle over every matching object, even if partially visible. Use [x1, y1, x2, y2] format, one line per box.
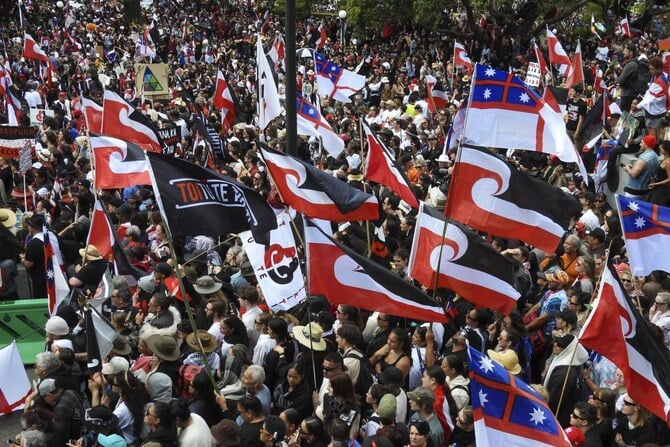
[338, 10, 347, 48]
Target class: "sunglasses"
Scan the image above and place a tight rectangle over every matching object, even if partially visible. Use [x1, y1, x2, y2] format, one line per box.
[571, 412, 585, 420]
[623, 399, 636, 406]
[322, 366, 337, 372]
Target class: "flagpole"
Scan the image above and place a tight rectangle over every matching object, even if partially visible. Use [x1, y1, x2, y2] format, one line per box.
[613, 195, 644, 314]
[300, 215, 319, 391]
[359, 119, 371, 257]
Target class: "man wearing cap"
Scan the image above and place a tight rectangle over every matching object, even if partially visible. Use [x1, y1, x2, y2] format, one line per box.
[35, 378, 84, 446]
[408, 387, 444, 447]
[623, 134, 659, 198]
[20, 214, 47, 298]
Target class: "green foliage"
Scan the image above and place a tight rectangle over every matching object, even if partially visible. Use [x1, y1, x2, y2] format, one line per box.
[413, 0, 447, 30]
[273, 0, 314, 19]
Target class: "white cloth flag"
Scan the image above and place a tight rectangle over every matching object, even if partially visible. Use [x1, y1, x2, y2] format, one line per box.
[241, 211, 306, 312]
[0, 342, 31, 415]
[256, 33, 282, 131]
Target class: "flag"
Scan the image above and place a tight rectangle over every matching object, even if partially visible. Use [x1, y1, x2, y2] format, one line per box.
[305, 217, 447, 322]
[454, 42, 474, 73]
[462, 64, 587, 182]
[316, 23, 327, 49]
[23, 33, 49, 63]
[565, 40, 583, 89]
[63, 29, 83, 52]
[581, 94, 610, 150]
[267, 34, 285, 71]
[81, 96, 103, 133]
[590, 14, 601, 40]
[543, 86, 568, 115]
[241, 211, 306, 312]
[314, 52, 365, 103]
[212, 70, 238, 132]
[446, 146, 581, 254]
[620, 16, 632, 38]
[408, 202, 520, 315]
[362, 121, 419, 209]
[259, 144, 379, 221]
[85, 306, 118, 373]
[101, 90, 164, 153]
[445, 101, 466, 150]
[0, 342, 31, 415]
[260, 10, 271, 35]
[616, 195, 670, 276]
[532, 41, 549, 80]
[579, 263, 670, 424]
[467, 345, 572, 446]
[296, 93, 345, 157]
[426, 74, 448, 112]
[256, 33, 281, 131]
[43, 226, 69, 315]
[546, 28, 571, 75]
[87, 199, 146, 282]
[91, 134, 151, 189]
[146, 152, 277, 244]
[136, 36, 156, 60]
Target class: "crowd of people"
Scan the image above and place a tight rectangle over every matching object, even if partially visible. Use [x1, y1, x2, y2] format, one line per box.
[0, 0, 669, 446]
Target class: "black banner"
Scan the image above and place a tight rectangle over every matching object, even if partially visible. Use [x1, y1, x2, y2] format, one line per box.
[157, 124, 182, 154]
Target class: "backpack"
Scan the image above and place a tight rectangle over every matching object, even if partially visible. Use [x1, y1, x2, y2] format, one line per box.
[451, 384, 471, 407]
[343, 350, 377, 399]
[177, 364, 202, 399]
[633, 58, 651, 96]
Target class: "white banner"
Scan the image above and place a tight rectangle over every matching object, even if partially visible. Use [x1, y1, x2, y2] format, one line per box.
[525, 62, 541, 87]
[241, 211, 306, 311]
[29, 108, 54, 125]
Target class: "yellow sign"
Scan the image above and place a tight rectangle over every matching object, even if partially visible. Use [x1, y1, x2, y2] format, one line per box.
[134, 63, 170, 99]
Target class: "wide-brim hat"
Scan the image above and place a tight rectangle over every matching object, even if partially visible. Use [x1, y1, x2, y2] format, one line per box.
[145, 334, 180, 361]
[0, 208, 17, 233]
[80, 244, 104, 261]
[292, 322, 327, 351]
[193, 275, 223, 295]
[487, 349, 522, 375]
[111, 335, 132, 356]
[186, 330, 217, 353]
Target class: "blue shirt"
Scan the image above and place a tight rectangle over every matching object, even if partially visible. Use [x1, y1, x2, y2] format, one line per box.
[539, 289, 568, 336]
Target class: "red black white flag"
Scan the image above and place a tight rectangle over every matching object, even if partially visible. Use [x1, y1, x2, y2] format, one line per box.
[91, 134, 151, 189]
[426, 74, 448, 112]
[260, 144, 379, 222]
[446, 145, 581, 254]
[212, 70, 243, 133]
[23, 33, 49, 63]
[362, 121, 419, 209]
[101, 89, 164, 153]
[305, 217, 447, 322]
[146, 152, 277, 244]
[579, 263, 670, 424]
[409, 202, 520, 315]
[81, 96, 103, 133]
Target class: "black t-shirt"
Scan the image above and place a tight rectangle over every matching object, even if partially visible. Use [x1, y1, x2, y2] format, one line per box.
[565, 97, 587, 132]
[239, 420, 265, 447]
[25, 237, 46, 298]
[74, 259, 108, 290]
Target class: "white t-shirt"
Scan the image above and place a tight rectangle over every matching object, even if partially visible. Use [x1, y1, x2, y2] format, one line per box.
[178, 413, 212, 447]
[114, 400, 137, 445]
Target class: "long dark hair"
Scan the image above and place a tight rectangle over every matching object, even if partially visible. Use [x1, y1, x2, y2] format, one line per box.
[190, 371, 221, 417]
[222, 315, 249, 345]
[329, 372, 357, 408]
[113, 371, 149, 436]
[425, 365, 458, 423]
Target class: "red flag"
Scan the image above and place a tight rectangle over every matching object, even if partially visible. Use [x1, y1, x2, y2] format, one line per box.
[533, 42, 549, 79]
[101, 90, 163, 153]
[445, 146, 581, 254]
[87, 200, 116, 261]
[267, 35, 286, 71]
[453, 42, 473, 74]
[82, 96, 103, 133]
[565, 40, 584, 89]
[579, 264, 670, 424]
[362, 121, 419, 209]
[0, 343, 31, 415]
[305, 218, 447, 322]
[260, 144, 379, 222]
[212, 70, 236, 132]
[620, 16, 632, 38]
[546, 28, 571, 75]
[425, 74, 448, 112]
[43, 226, 69, 315]
[23, 33, 49, 63]
[91, 134, 151, 189]
[316, 23, 327, 49]
[408, 203, 520, 315]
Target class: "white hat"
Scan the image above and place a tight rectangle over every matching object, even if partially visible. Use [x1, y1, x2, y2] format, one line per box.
[45, 316, 69, 336]
[437, 153, 451, 164]
[101, 357, 130, 375]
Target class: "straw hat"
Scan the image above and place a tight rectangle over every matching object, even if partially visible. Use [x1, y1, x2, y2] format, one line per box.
[487, 349, 522, 375]
[79, 245, 104, 261]
[0, 208, 17, 234]
[291, 322, 327, 351]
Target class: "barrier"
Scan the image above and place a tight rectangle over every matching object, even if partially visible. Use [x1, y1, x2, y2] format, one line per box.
[0, 299, 48, 365]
